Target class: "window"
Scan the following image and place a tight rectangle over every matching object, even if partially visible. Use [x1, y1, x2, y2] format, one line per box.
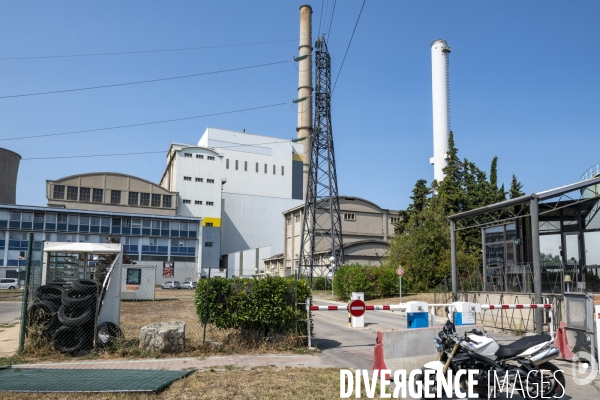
[162, 195, 172, 208]
[183, 176, 192, 181]
[235, 160, 239, 170]
[226, 159, 229, 169]
[390, 217, 400, 224]
[281, 166, 284, 176]
[53, 185, 65, 199]
[67, 186, 78, 200]
[273, 165, 276, 175]
[207, 179, 215, 184]
[206, 201, 214, 206]
[264, 164, 267, 173]
[295, 214, 300, 222]
[205, 222, 213, 227]
[57, 214, 67, 224]
[140, 193, 150, 206]
[244, 161, 248, 171]
[195, 200, 202, 205]
[34, 213, 44, 223]
[80, 187, 90, 202]
[126, 268, 142, 285]
[207, 156, 215, 160]
[205, 242, 213, 247]
[287, 217, 291, 225]
[92, 188, 103, 203]
[255, 162, 259, 172]
[195, 178, 202, 182]
[344, 213, 356, 221]
[111, 190, 121, 204]
[183, 199, 191, 204]
[128, 192, 139, 206]
[151, 194, 161, 207]
[184, 153, 192, 158]
[196, 154, 203, 159]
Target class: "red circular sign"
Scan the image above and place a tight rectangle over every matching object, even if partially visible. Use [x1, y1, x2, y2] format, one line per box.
[348, 299, 366, 317]
[396, 267, 404, 276]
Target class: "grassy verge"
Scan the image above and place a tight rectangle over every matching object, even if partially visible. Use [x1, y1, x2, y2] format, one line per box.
[0, 367, 379, 400]
[1, 297, 308, 365]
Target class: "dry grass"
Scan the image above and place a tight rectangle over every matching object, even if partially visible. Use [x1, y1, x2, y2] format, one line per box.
[0, 367, 378, 400]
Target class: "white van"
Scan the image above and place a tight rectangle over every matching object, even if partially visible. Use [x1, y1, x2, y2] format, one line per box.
[0, 278, 20, 290]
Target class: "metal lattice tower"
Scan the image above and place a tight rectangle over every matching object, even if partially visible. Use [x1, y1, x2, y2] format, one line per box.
[298, 36, 344, 286]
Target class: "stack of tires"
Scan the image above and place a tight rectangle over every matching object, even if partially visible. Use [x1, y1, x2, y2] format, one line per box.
[28, 279, 100, 353]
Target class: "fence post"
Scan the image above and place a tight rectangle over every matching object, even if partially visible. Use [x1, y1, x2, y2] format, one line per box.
[306, 297, 311, 348]
[18, 233, 34, 354]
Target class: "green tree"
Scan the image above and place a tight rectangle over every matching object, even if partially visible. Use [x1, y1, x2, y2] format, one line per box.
[509, 174, 525, 199]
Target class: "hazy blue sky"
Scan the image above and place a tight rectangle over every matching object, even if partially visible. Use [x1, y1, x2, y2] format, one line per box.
[1, 1, 599, 211]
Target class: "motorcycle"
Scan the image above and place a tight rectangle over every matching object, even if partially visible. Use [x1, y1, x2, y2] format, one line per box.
[417, 312, 565, 399]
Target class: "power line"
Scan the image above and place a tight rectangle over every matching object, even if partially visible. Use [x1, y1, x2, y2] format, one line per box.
[332, 0, 366, 95]
[0, 60, 291, 99]
[21, 137, 309, 161]
[327, 0, 337, 40]
[0, 102, 289, 142]
[0, 39, 297, 61]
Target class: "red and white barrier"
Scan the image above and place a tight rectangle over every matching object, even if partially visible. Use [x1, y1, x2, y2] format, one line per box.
[481, 304, 552, 310]
[309, 304, 407, 311]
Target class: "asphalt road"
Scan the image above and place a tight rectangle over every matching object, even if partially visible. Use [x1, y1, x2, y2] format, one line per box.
[311, 297, 600, 399]
[0, 301, 22, 325]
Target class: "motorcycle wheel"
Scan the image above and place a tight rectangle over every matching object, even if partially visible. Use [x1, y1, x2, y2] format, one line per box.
[524, 362, 565, 399]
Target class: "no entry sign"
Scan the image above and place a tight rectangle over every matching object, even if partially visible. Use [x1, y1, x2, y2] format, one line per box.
[348, 299, 366, 317]
[396, 267, 404, 276]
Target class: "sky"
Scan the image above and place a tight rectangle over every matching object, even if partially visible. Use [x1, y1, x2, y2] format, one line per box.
[1, 1, 600, 211]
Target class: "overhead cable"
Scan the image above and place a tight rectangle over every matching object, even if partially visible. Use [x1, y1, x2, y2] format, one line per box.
[0, 60, 291, 99]
[0, 39, 297, 61]
[0, 102, 289, 142]
[332, 0, 366, 95]
[327, 0, 337, 40]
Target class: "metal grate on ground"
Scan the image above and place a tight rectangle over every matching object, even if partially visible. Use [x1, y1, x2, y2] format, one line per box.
[0, 366, 194, 392]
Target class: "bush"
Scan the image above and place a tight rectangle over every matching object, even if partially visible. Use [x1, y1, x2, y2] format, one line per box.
[333, 264, 414, 301]
[311, 277, 329, 290]
[195, 276, 311, 337]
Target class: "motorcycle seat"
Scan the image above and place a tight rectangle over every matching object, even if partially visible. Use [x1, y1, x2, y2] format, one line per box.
[495, 334, 552, 358]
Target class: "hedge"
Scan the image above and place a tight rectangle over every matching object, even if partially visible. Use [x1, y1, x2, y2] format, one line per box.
[195, 276, 311, 336]
[332, 264, 414, 301]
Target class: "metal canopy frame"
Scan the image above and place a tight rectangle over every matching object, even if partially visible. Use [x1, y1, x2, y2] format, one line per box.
[448, 176, 600, 333]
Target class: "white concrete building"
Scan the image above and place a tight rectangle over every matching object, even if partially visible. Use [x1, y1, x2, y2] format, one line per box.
[160, 128, 304, 276]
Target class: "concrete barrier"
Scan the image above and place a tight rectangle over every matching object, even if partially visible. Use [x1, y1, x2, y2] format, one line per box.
[373, 324, 484, 378]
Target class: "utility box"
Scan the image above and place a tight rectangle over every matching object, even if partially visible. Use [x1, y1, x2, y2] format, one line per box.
[121, 265, 156, 301]
[405, 301, 428, 329]
[452, 302, 480, 326]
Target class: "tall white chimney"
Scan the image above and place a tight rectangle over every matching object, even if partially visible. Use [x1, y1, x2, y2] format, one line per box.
[297, 4, 313, 200]
[430, 39, 451, 183]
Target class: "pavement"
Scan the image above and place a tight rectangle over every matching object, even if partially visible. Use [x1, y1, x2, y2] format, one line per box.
[0, 301, 22, 325]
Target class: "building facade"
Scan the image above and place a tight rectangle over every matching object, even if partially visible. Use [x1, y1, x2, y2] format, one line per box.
[0, 204, 202, 285]
[264, 196, 400, 276]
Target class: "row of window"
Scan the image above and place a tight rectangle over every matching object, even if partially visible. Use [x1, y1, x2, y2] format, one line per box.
[183, 153, 215, 161]
[53, 186, 173, 208]
[182, 200, 214, 206]
[183, 177, 215, 183]
[0, 211, 198, 238]
[225, 159, 285, 176]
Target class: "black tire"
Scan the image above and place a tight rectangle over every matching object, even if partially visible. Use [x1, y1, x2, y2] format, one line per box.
[58, 305, 93, 327]
[35, 285, 64, 305]
[61, 289, 96, 309]
[27, 300, 59, 330]
[524, 362, 566, 399]
[96, 322, 124, 348]
[8, 286, 15, 290]
[72, 279, 99, 295]
[52, 325, 87, 353]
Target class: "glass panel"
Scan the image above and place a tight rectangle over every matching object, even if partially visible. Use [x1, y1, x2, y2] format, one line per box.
[171, 221, 179, 230]
[22, 213, 33, 222]
[540, 234, 562, 267]
[563, 206, 579, 226]
[10, 212, 20, 221]
[46, 214, 57, 223]
[505, 223, 517, 241]
[161, 221, 169, 230]
[142, 219, 151, 228]
[92, 189, 104, 203]
[68, 215, 78, 224]
[101, 217, 110, 226]
[67, 186, 78, 200]
[152, 221, 160, 229]
[151, 194, 161, 207]
[79, 187, 91, 202]
[126, 268, 142, 285]
[80, 216, 89, 225]
[485, 226, 504, 243]
[132, 219, 141, 228]
[91, 217, 100, 226]
[565, 234, 580, 266]
[34, 212, 44, 223]
[485, 244, 504, 265]
[584, 203, 600, 229]
[539, 220, 561, 232]
[584, 232, 600, 266]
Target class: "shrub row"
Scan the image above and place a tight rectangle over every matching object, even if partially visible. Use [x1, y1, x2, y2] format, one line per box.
[195, 276, 311, 337]
[332, 264, 415, 301]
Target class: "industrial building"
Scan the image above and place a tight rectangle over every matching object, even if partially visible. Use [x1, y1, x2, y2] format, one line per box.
[263, 197, 399, 277]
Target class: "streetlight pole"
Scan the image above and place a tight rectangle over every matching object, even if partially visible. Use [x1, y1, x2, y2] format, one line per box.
[329, 256, 335, 297]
